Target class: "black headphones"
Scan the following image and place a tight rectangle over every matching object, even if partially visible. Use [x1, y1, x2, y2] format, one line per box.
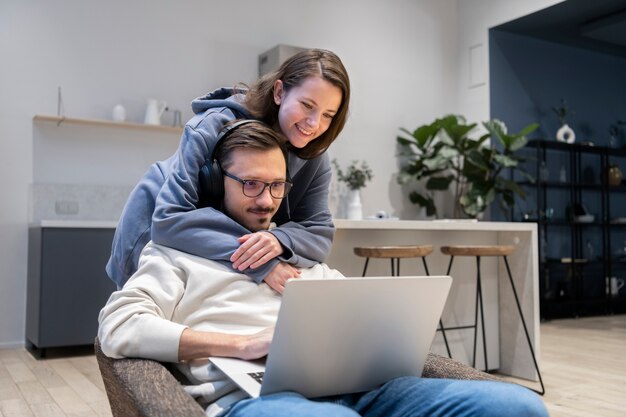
[198, 119, 265, 208]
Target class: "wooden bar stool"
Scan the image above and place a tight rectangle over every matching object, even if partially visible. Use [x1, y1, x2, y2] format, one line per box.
[440, 244, 545, 395]
[353, 245, 452, 357]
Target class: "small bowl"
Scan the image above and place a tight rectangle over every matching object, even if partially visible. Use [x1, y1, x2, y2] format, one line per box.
[574, 214, 595, 223]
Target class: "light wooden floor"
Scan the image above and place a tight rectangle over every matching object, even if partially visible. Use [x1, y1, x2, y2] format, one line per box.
[1, 315, 625, 417]
[531, 314, 626, 417]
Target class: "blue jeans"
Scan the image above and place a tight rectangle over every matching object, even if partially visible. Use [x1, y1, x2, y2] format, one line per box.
[222, 377, 549, 417]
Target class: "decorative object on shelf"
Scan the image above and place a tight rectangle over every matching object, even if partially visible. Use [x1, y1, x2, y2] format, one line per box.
[556, 124, 575, 143]
[163, 106, 183, 127]
[585, 239, 594, 261]
[144, 99, 167, 125]
[566, 202, 594, 223]
[57, 86, 65, 118]
[396, 115, 538, 219]
[552, 98, 575, 144]
[332, 159, 373, 220]
[559, 164, 567, 183]
[112, 104, 126, 122]
[607, 276, 624, 297]
[608, 124, 620, 148]
[605, 164, 623, 186]
[573, 214, 594, 223]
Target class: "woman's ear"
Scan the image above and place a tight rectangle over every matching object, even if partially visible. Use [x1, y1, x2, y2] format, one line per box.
[273, 80, 284, 105]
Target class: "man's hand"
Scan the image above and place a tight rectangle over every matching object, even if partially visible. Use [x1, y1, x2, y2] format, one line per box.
[231, 232, 283, 271]
[238, 327, 275, 360]
[263, 262, 300, 294]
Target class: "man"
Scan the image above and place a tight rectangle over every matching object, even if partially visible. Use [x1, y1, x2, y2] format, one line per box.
[98, 121, 548, 417]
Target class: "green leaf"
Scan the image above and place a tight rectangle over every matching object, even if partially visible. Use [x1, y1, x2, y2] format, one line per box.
[408, 192, 437, 217]
[412, 123, 439, 147]
[426, 175, 454, 190]
[397, 136, 415, 146]
[493, 153, 518, 168]
[496, 177, 527, 198]
[515, 122, 539, 138]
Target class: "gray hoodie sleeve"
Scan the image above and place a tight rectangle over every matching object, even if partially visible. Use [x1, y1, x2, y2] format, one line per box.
[269, 153, 335, 267]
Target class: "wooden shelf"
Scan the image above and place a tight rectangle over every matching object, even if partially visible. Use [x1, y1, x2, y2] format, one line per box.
[33, 115, 184, 135]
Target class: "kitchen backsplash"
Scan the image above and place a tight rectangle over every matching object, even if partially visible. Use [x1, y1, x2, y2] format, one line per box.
[30, 183, 134, 222]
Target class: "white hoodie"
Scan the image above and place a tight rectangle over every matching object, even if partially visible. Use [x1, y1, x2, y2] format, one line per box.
[98, 241, 343, 416]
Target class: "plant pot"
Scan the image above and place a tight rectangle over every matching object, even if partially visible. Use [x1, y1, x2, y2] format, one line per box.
[346, 189, 363, 220]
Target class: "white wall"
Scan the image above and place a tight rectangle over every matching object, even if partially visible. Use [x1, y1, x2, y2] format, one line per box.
[0, 0, 461, 347]
[0, 0, 562, 347]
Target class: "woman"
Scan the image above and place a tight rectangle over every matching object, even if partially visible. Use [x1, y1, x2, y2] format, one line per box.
[106, 49, 350, 293]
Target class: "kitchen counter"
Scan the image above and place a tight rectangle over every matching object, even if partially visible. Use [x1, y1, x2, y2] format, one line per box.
[35, 220, 118, 228]
[32, 218, 540, 382]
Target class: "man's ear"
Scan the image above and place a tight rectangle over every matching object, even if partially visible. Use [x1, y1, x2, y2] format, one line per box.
[273, 80, 284, 105]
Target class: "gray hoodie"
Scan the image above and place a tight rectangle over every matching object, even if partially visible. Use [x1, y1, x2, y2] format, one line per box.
[106, 88, 335, 288]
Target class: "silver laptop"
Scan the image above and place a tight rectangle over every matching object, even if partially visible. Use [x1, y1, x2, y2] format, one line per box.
[210, 275, 452, 399]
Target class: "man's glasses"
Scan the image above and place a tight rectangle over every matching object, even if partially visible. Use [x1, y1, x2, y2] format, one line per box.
[223, 170, 292, 199]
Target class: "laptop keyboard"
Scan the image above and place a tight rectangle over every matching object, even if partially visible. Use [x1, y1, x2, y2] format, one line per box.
[248, 371, 264, 384]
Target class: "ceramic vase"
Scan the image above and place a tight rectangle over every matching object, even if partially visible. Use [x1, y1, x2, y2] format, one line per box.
[144, 99, 167, 125]
[112, 104, 126, 122]
[556, 124, 575, 144]
[346, 189, 363, 220]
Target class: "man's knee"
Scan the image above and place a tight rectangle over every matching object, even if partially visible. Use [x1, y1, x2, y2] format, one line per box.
[459, 381, 549, 417]
[369, 377, 548, 417]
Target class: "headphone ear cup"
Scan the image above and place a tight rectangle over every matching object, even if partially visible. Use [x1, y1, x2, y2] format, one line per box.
[198, 159, 224, 208]
[199, 119, 259, 207]
[209, 159, 224, 202]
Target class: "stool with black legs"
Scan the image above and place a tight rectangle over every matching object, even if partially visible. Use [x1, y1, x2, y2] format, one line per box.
[353, 245, 452, 358]
[439, 244, 545, 395]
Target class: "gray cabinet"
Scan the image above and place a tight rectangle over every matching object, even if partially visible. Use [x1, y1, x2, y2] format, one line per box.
[26, 226, 116, 357]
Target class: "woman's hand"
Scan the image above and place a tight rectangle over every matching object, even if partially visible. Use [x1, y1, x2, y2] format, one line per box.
[231, 232, 284, 271]
[263, 262, 301, 294]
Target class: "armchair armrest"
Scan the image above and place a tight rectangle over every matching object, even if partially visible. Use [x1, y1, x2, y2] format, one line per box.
[423, 352, 503, 381]
[95, 338, 205, 417]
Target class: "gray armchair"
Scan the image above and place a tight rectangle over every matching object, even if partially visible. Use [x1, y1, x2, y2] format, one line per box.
[95, 338, 501, 417]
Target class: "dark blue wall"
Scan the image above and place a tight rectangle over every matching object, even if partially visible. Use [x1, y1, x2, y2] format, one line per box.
[490, 29, 626, 146]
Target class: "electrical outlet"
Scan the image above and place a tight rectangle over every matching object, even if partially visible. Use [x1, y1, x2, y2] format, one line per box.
[55, 200, 79, 215]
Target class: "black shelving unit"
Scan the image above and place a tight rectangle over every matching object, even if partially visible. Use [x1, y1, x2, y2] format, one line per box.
[515, 140, 626, 320]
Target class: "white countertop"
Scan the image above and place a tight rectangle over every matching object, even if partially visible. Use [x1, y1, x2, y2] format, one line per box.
[334, 219, 536, 232]
[34, 220, 118, 228]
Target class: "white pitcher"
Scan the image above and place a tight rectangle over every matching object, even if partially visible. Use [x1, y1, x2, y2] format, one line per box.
[144, 99, 167, 125]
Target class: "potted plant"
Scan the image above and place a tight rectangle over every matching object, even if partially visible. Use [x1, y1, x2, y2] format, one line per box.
[396, 114, 538, 219]
[332, 159, 373, 220]
[552, 98, 575, 143]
